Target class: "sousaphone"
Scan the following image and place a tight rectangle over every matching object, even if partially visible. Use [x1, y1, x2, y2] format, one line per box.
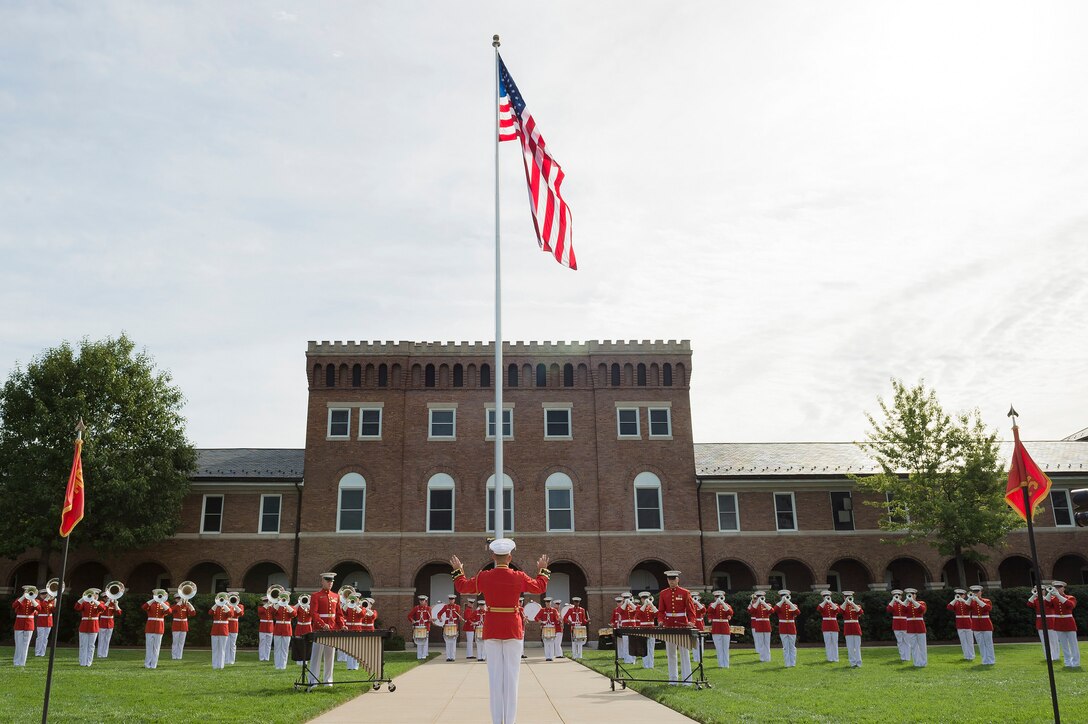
[104, 580, 126, 601]
[44, 578, 61, 598]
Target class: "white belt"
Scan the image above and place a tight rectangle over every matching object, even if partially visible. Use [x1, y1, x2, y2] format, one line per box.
[319, 613, 335, 618]
[955, 615, 971, 619]
[147, 617, 164, 621]
[711, 618, 729, 623]
[101, 616, 114, 620]
[17, 615, 34, 619]
[260, 619, 273, 623]
[81, 617, 96, 621]
[822, 617, 837, 621]
[892, 616, 906, 619]
[665, 613, 686, 617]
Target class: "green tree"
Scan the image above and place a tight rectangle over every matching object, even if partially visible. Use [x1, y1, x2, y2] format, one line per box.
[852, 379, 1022, 588]
[0, 334, 196, 581]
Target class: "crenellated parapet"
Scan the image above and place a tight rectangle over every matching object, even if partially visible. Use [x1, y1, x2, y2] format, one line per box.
[306, 339, 691, 357]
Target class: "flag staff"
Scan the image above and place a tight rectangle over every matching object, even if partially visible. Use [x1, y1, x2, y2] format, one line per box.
[1008, 406, 1060, 723]
[492, 34, 505, 541]
[42, 418, 85, 724]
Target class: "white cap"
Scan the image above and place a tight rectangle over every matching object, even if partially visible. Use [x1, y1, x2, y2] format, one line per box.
[638, 591, 651, 598]
[891, 589, 904, 595]
[543, 596, 552, 602]
[468, 598, 477, 603]
[320, 572, 337, 580]
[842, 591, 855, 597]
[489, 538, 516, 555]
[1051, 580, 1067, 587]
[712, 590, 725, 596]
[755, 591, 766, 597]
[820, 590, 832, 596]
[622, 592, 633, 598]
[614, 596, 622, 601]
[418, 594, 428, 600]
[954, 588, 966, 594]
[572, 597, 581, 602]
[664, 570, 681, 578]
[969, 585, 983, 592]
[904, 588, 918, 594]
[778, 589, 791, 596]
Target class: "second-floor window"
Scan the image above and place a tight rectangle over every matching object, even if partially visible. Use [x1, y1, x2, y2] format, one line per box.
[327, 408, 350, 438]
[830, 491, 854, 531]
[359, 407, 382, 438]
[716, 492, 739, 531]
[429, 408, 456, 439]
[648, 408, 672, 437]
[201, 495, 223, 534]
[486, 408, 514, 439]
[774, 492, 797, 531]
[259, 495, 281, 534]
[337, 473, 366, 532]
[1052, 490, 1073, 527]
[544, 407, 572, 438]
[617, 408, 639, 437]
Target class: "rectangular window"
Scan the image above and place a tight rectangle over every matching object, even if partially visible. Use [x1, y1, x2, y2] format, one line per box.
[358, 407, 382, 438]
[338, 489, 365, 532]
[547, 488, 573, 531]
[830, 491, 854, 531]
[1052, 490, 1073, 527]
[544, 408, 572, 438]
[487, 488, 514, 533]
[774, 492, 797, 531]
[648, 408, 672, 438]
[635, 487, 663, 530]
[428, 488, 454, 532]
[617, 408, 639, 438]
[716, 493, 739, 531]
[201, 495, 223, 534]
[886, 492, 910, 526]
[259, 494, 281, 534]
[486, 408, 513, 439]
[327, 408, 350, 438]
[429, 408, 456, 439]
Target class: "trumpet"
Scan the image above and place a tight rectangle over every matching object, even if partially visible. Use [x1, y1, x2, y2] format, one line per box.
[214, 592, 231, 607]
[22, 585, 39, 599]
[267, 583, 286, 603]
[227, 592, 241, 608]
[105, 580, 126, 601]
[177, 580, 197, 601]
[297, 594, 311, 608]
[44, 578, 61, 598]
[338, 584, 356, 600]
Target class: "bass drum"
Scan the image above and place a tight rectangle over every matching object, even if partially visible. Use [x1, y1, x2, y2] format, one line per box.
[559, 603, 573, 620]
[522, 601, 542, 621]
[430, 603, 445, 627]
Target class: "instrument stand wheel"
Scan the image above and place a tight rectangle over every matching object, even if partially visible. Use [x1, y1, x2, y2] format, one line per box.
[610, 681, 615, 691]
[620, 681, 627, 690]
[373, 683, 381, 691]
[388, 683, 397, 692]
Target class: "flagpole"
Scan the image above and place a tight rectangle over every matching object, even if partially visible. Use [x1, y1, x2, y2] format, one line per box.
[492, 34, 504, 542]
[42, 419, 84, 724]
[1009, 409, 1060, 723]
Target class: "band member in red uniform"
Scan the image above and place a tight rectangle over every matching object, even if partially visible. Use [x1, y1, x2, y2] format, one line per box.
[707, 590, 733, 668]
[690, 592, 707, 665]
[209, 593, 233, 670]
[886, 589, 910, 661]
[842, 591, 864, 667]
[409, 594, 433, 660]
[293, 594, 313, 666]
[657, 570, 697, 686]
[903, 588, 927, 667]
[947, 588, 975, 660]
[774, 590, 800, 668]
[308, 572, 345, 687]
[342, 593, 363, 670]
[142, 589, 171, 669]
[34, 587, 55, 658]
[98, 589, 122, 658]
[563, 596, 589, 660]
[169, 594, 196, 660]
[1028, 585, 1058, 658]
[476, 601, 488, 662]
[226, 592, 244, 665]
[816, 590, 841, 663]
[637, 591, 658, 668]
[967, 585, 995, 665]
[360, 598, 378, 630]
[12, 586, 39, 667]
[75, 588, 104, 667]
[535, 597, 562, 661]
[437, 593, 463, 662]
[257, 595, 274, 662]
[450, 538, 550, 724]
[272, 594, 295, 670]
[1045, 581, 1080, 667]
[464, 599, 479, 659]
[619, 592, 639, 664]
[748, 591, 773, 663]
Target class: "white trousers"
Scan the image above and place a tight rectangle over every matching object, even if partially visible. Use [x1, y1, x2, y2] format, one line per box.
[485, 638, 523, 724]
[664, 640, 693, 685]
[416, 636, 430, 659]
[544, 636, 559, 660]
[616, 635, 628, 661]
[780, 633, 797, 667]
[211, 634, 228, 669]
[78, 632, 98, 666]
[956, 628, 975, 660]
[97, 627, 114, 657]
[273, 635, 290, 670]
[973, 630, 995, 665]
[893, 630, 910, 661]
[692, 638, 702, 663]
[259, 631, 273, 661]
[712, 633, 730, 667]
[1039, 629, 1059, 659]
[445, 635, 458, 660]
[145, 633, 162, 668]
[466, 631, 476, 657]
[171, 631, 187, 659]
[308, 642, 335, 685]
[908, 633, 927, 667]
[642, 636, 656, 668]
[227, 632, 238, 664]
[35, 627, 51, 657]
[478, 638, 487, 661]
[1056, 631, 1080, 667]
[571, 637, 585, 659]
[753, 631, 771, 662]
[845, 635, 862, 667]
[555, 630, 564, 655]
[13, 630, 33, 666]
[823, 631, 839, 662]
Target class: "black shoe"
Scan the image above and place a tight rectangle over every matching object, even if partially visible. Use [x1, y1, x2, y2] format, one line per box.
[467, 656, 475, 659]
[521, 654, 527, 659]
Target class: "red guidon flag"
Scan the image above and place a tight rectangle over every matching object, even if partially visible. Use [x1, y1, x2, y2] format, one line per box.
[1005, 428, 1052, 521]
[59, 437, 85, 537]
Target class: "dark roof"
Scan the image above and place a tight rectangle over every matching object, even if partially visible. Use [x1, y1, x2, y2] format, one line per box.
[194, 449, 304, 481]
[695, 441, 1088, 478]
[1064, 426, 1088, 442]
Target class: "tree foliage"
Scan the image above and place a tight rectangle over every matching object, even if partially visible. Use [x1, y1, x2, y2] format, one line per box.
[0, 335, 196, 563]
[851, 379, 1022, 587]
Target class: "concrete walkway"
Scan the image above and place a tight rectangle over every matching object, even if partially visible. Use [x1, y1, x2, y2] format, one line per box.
[310, 652, 696, 723]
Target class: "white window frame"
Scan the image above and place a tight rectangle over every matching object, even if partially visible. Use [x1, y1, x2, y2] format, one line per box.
[774, 491, 797, 532]
[200, 494, 224, 534]
[633, 471, 664, 531]
[616, 407, 640, 438]
[485, 405, 514, 440]
[768, 571, 786, 590]
[210, 573, 230, 594]
[258, 494, 281, 534]
[543, 403, 573, 440]
[337, 473, 367, 533]
[648, 407, 672, 439]
[545, 472, 575, 532]
[1052, 489, 1074, 527]
[428, 404, 457, 440]
[486, 474, 515, 533]
[426, 473, 456, 533]
[716, 492, 740, 531]
[327, 407, 351, 439]
[358, 405, 383, 439]
[827, 571, 842, 593]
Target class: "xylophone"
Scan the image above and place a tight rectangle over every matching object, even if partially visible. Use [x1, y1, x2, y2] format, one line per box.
[293, 630, 395, 692]
[609, 626, 710, 690]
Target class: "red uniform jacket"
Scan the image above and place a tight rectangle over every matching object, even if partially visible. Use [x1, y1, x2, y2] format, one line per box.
[294, 606, 313, 636]
[170, 602, 195, 632]
[968, 597, 993, 632]
[228, 603, 244, 634]
[563, 606, 589, 627]
[637, 605, 657, 627]
[100, 600, 121, 630]
[904, 600, 927, 634]
[359, 607, 377, 631]
[209, 604, 232, 636]
[842, 603, 864, 637]
[344, 605, 363, 631]
[816, 601, 841, 633]
[947, 598, 973, 630]
[437, 603, 462, 626]
[887, 599, 908, 631]
[310, 590, 344, 631]
[774, 602, 799, 635]
[535, 606, 562, 633]
[273, 604, 295, 637]
[1048, 594, 1078, 633]
[257, 604, 275, 634]
[463, 606, 478, 628]
[1028, 597, 1045, 630]
[408, 604, 432, 628]
[747, 601, 773, 633]
[657, 586, 697, 628]
[692, 601, 707, 631]
[35, 598, 55, 628]
[142, 601, 170, 635]
[619, 601, 640, 627]
[707, 601, 733, 635]
[75, 600, 104, 634]
[610, 605, 623, 628]
[13, 597, 39, 631]
[453, 564, 549, 640]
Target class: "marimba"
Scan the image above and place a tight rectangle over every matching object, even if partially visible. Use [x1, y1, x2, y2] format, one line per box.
[609, 626, 711, 690]
[293, 630, 396, 692]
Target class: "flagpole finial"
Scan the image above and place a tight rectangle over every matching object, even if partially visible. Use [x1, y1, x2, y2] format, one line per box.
[74, 418, 86, 434]
[1007, 405, 1018, 420]
[493, 35, 500, 48]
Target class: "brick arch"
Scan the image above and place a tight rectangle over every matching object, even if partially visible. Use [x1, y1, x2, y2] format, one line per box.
[708, 558, 758, 593]
[418, 464, 459, 495]
[880, 555, 933, 589]
[124, 560, 174, 593]
[939, 558, 990, 587]
[767, 558, 815, 592]
[826, 557, 875, 592]
[536, 463, 583, 488]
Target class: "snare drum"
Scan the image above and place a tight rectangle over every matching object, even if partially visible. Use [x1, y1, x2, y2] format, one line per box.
[413, 625, 428, 641]
[573, 625, 587, 642]
[542, 624, 556, 640]
[443, 624, 459, 638]
[475, 624, 484, 639]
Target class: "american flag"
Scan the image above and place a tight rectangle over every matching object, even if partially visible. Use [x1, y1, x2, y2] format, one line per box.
[498, 55, 576, 270]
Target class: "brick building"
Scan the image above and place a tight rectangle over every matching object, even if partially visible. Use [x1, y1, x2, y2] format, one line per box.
[3, 339, 1086, 638]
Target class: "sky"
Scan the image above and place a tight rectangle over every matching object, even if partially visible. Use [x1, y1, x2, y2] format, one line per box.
[2, 1, 1087, 449]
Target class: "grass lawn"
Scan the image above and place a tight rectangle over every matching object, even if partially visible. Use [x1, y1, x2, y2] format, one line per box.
[1, 646, 430, 723]
[577, 643, 1086, 723]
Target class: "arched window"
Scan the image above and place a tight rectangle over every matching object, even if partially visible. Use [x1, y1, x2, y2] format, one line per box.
[480, 363, 491, 388]
[611, 363, 621, 387]
[563, 363, 574, 387]
[453, 364, 464, 388]
[351, 364, 362, 387]
[633, 472, 663, 531]
[508, 364, 519, 388]
[545, 473, 574, 532]
[325, 364, 336, 388]
[378, 364, 389, 387]
[427, 473, 455, 532]
[536, 363, 547, 387]
[425, 364, 436, 388]
[637, 363, 647, 386]
[662, 363, 673, 387]
[486, 474, 514, 533]
[337, 473, 366, 532]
